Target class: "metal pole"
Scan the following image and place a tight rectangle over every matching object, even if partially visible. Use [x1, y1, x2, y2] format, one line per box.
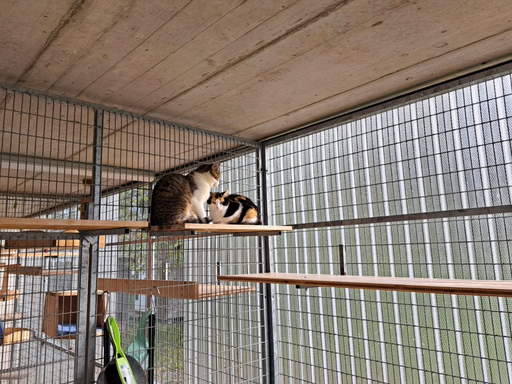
[339, 244, 346, 275]
[76, 109, 104, 384]
[258, 144, 275, 384]
[148, 313, 156, 384]
[76, 234, 90, 384]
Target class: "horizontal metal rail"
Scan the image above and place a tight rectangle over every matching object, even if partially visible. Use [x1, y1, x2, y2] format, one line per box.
[291, 205, 512, 229]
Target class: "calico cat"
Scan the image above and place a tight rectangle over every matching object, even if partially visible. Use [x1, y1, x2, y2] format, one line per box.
[207, 190, 262, 225]
[150, 162, 221, 226]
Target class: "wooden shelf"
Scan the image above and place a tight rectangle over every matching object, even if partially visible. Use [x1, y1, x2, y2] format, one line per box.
[0, 218, 147, 231]
[0, 250, 17, 256]
[0, 219, 291, 237]
[218, 273, 512, 298]
[1, 265, 77, 295]
[98, 278, 256, 300]
[196, 284, 256, 299]
[106, 223, 293, 245]
[0, 290, 19, 302]
[3, 251, 79, 258]
[4, 238, 81, 249]
[4, 265, 78, 276]
[0, 328, 33, 345]
[149, 223, 292, 235]
[3, 235, 105, 249]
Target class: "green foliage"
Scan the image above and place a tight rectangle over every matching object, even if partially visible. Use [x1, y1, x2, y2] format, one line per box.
[119, 187, 149, 221]
[156, 323, 184, 372]
[118, 186, 150, 273]
[124, 321, 184, 374]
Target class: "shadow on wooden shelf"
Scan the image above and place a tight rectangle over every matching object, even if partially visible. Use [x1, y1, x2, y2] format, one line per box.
[218, 273, 512, 298]
[148, 223, 292, 236]
[98, 278, 256, 300]
[106, 223, 293, 246]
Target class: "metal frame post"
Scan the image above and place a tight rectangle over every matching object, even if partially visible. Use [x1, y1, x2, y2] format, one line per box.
[258, 144, 276, 384]
[76, 109, 103, 384]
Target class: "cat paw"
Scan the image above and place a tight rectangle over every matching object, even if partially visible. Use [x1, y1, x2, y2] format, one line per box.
[200, 217, 212, 224]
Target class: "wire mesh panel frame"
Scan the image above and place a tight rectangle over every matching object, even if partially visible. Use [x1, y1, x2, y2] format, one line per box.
[264, 63, 512, 384]
[0, 82, 266, 384]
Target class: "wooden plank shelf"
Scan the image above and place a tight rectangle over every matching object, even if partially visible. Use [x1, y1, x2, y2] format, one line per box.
[3, 234, 105, 249]
[0, 250, 17, 256]
[106, 223, 293, 245]
[4, 265, 78, 276]
[4, 238, 81, 249]
[98, 278, 256, 300]
[4, 251, 79, 258]
[0, 218, 147, 231]
[0, 290, 19, 302]
[0, 218, 291, 237]
[148, 223, 293, 235]
[217, 273, 512, 298]
[0, 328, 33, 345]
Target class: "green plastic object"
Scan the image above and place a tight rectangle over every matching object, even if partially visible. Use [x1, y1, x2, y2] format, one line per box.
[106, 317, 136, 384]
[126, 310, 152, 369]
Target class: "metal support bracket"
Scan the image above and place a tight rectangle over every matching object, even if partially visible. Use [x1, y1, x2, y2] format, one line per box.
[296, 244, 347, 290]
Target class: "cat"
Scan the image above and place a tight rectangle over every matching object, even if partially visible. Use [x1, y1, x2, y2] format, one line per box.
[150, 162, 220, 226]
[207, 190, 262, 225]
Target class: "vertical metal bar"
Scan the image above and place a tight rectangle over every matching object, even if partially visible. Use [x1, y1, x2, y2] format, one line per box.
[148, 313, 156, 384]
[339, 244, 346, 275]
[103, 322, 110, 366]
[89, 109, 104, 219]
[258, 144, 275, 384]
[76, 235, 89, 384]
[76, 109, 103, 383]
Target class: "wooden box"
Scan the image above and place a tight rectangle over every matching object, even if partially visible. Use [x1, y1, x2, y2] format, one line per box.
[42, 290, 107, 338]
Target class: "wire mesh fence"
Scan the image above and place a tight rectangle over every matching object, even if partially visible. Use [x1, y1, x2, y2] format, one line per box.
[1, 64, 512, 384]
[266, 71, 512, 383]
[0, 83, 265, 383]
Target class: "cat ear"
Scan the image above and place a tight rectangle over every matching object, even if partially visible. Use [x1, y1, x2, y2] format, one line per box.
[223, 190, 230, 197]
[212, 162, 221, 172]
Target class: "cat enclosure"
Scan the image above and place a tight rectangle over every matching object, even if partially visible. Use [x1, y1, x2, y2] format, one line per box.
[0, 61, 512, 383]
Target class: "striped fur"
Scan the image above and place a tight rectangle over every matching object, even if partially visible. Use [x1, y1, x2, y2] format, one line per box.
[150, 162, 220, 226]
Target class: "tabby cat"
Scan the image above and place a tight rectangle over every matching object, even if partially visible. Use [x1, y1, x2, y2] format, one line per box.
[207, 190, 262, 225]
[150, 162, 221, 226]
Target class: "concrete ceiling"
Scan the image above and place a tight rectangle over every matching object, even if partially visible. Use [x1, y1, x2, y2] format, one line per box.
[1, 0, 512, 142]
